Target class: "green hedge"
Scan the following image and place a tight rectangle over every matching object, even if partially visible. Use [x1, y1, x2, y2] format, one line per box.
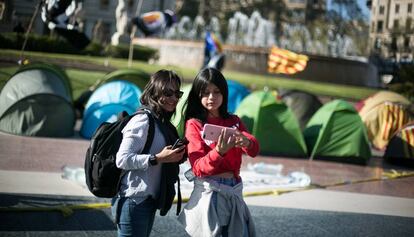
[0, 33, 79, 54]
[105, 43, 158, 61]
[0, 33, 157, 61]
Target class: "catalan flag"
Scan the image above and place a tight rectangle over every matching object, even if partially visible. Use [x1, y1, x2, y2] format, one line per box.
[267, 46, 309, 75]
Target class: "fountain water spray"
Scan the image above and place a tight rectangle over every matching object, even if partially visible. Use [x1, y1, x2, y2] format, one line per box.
[166, 11, 358, 58]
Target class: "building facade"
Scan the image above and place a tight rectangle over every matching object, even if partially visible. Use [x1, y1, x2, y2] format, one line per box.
[284, 0, 326, 22]
[368, 0, 414, 61]
[1, 0, 175, 44]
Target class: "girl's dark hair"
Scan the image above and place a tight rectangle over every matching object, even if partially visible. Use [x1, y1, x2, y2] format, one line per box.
[140, 69, 181, 120]
[184, 67, 230, 123]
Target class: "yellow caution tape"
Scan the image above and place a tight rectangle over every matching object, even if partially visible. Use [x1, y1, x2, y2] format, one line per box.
[382, 170, 414, 179]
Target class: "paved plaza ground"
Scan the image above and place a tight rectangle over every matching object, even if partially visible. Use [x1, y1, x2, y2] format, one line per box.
[1, 131, 414, 236]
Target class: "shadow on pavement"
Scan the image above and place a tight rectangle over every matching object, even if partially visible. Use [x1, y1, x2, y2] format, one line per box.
[0, 193, 115, 232]
[1, 193, 414, 236]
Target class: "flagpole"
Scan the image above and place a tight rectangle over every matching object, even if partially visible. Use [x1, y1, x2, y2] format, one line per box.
[128, 0, 144, 68]
[20, 0, 43, 64]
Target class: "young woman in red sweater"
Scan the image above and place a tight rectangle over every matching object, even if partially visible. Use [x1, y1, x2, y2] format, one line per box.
[178, 68, 259, 237]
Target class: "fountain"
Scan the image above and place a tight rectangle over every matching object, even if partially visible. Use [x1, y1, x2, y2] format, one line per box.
[136, 11, 378, 87]
[165, 11, 359, 58]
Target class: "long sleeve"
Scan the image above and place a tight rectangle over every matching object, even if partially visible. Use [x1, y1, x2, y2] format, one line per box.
[116, 113, 153, 170]
[185, 119, 224, 176]
[238, 120, 260, 157]
[185, 116, 259, 178]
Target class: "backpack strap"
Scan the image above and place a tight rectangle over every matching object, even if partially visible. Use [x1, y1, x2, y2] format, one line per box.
[141, 109, 155, 154]
[119, 109, 155, 178]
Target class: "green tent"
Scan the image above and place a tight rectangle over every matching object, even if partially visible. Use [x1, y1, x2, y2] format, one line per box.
[171, 84, 192, 137]
[303, 100, 371, 164]
[100, 69, 150, 91]
[235, 90, 307, 157]
[0, 63, 75, 137]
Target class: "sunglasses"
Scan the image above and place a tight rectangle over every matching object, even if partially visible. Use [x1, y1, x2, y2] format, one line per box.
[163, 89, 184, 99]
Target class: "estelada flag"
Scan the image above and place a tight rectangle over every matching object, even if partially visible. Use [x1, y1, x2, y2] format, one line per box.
[267, 46, 309, 75]
[205, 31, 223, 54]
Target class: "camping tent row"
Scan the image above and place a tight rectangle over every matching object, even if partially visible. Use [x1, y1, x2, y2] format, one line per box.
[81, 76, 252, 139]
[0, 66, 251, 139]
[3, 65, 409, 166]
[234, 91, 371, 164]
[0, 65, 151, 138]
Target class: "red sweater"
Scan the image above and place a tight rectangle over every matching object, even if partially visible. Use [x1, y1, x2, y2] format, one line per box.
[185, 115, 259, 179]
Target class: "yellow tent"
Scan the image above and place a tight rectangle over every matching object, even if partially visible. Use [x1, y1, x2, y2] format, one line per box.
[358, 91, 413, 150]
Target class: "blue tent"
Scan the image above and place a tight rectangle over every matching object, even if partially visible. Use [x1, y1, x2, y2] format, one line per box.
[227, 80, 250, 113]
[80, 80, 142, 139]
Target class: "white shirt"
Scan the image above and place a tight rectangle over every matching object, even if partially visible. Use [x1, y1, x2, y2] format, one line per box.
[116, 113, 165, 204]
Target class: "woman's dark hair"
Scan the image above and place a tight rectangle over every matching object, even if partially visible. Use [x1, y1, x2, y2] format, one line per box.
[184, 67, 230, 123]
[140, 69, 181, 120]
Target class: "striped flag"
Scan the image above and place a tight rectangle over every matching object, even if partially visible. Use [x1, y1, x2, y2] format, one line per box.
[203, 31, 224, 69]
[267, 46, 309, 75]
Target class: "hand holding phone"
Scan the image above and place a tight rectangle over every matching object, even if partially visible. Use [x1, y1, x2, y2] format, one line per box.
[172, 137, 189, 149]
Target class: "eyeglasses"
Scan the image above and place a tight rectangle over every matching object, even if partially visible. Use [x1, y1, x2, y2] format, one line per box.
[163, 89, 184, 99]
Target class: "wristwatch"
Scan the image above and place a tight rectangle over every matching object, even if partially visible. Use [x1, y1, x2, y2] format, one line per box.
[149, 154, 158, 166]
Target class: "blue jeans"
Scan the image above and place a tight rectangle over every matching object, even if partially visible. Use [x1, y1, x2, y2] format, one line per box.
[111, 197, 157, 237]
[210, 177, 249, 237]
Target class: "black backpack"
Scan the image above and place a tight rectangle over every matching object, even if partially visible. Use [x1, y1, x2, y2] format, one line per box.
[84, 109, 154, 198]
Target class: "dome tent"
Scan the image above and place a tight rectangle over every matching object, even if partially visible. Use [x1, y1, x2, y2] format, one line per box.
[227, 80, 250, 113]
[356, 91, 411, 113]
[100, 69, 150, 90]
[235, 90, 307, 157]
[74, 69, 149, 118]
[304, 100, 371, 165]
[80, 80, 142, 139]
[278, 89, 322, 131]
[384, 122, 414, 167]
[357, 91, 412, 150]
[0, 63, 75, 137]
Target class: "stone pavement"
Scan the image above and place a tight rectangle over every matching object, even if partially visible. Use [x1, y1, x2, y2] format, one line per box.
[1, 191, 414, 237]
[1, 131, 414, 236]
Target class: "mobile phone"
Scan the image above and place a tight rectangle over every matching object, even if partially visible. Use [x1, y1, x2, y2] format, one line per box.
[202, 124, 236, 142]
[172, 137, 189, 149]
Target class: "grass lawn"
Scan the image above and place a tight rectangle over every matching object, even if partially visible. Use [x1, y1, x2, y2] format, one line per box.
[0, 49, 380, 101]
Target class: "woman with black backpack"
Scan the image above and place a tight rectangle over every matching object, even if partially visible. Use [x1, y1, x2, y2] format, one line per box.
[112, 69, 186, 237]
